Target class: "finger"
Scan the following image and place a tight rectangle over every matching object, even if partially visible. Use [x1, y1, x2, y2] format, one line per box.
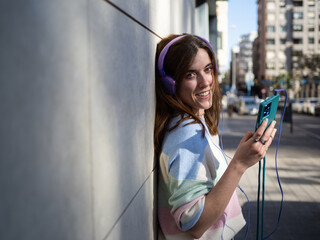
[271, 128, 277, 139]
[242, 131, 254, 143]
[260, 121, 276, 144]
[253, 118, 269, 140]
[268, 128, 277, 144]
[262, 128, 277, 150]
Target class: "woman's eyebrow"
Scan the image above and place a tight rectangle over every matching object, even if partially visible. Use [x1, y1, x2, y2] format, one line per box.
[187, 63, 213, 72]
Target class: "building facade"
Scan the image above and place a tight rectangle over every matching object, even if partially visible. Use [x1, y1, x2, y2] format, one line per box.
[237, 32, 258, 94]
[0, 0, 231, 239]
[196, 0, 229, 80]
[0, 1, 197, 239]
[216, 0, 229, 73]
[256, 0, 320, 97]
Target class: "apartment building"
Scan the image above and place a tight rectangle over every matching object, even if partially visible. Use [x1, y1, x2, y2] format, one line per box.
[255, 0, 320, 97]
[234, 32, 258, 94]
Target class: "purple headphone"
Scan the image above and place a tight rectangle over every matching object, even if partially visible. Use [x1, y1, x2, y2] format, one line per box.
[157, 34, 214, 95]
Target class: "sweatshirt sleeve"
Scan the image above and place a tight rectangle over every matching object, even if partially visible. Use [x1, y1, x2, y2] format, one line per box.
[160, 121, 218, 231]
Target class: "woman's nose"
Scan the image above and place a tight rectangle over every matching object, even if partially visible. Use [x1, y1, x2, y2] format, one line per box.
[198, 72, 212, 88]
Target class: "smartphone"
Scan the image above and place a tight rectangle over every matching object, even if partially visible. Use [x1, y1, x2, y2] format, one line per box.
[255, 94, 280, 131]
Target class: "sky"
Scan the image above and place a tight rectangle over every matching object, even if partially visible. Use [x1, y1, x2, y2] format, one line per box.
[227, 0, 258, 65]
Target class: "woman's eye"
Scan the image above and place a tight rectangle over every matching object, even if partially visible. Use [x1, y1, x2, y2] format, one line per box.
[186, 72, 196, 79]
[205, 66, 213, 73]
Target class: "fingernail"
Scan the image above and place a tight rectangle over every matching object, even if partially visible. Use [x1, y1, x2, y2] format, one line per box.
[264, 118, 269, 123]
[272, 120, 277, 125]
[274, 128, 277, 133]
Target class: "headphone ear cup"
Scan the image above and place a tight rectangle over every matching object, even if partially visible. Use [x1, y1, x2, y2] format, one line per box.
[161, 75, 176, 95]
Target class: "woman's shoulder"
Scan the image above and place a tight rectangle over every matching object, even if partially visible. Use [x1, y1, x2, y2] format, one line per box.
[162, 116, 208, 153]
[168, 115, 204, 137]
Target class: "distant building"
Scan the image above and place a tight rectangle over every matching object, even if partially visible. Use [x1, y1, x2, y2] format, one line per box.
[256, 0, 320, 97]
[231, 45, 239, 91]
[231, 32, 257, 95]
[239, 32, 257, 94]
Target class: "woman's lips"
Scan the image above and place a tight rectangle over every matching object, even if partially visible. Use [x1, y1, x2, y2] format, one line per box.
[196, 90, 210, 98]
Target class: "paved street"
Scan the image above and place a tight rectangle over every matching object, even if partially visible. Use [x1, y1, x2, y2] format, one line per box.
[219, 112, 320, 240]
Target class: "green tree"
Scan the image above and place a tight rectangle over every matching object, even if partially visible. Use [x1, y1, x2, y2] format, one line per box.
[296, 54, 320, 83]
[274, 72, 291, 89]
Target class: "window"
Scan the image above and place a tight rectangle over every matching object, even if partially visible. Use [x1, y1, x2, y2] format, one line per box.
[308, 0, 315, 6]
[293, 38, 303, 44]
[267, 26, 275, 32]
[293, 61, 299, 68]
[267, 2, 275, 10]
[293, 12, 303, 19]
[278, 52, 286, 60]
[308, 26, 315, 31]
[280, 25, 287, 32]
[280, 0, 286, 7]
[308, 37, 315, 44]
[279, 14, 286, 20]
[266, 51, 275, 59]
[293, 24, 303, 31]
[279, 62, 286, 69]
[266, 62, 275, 69]
[267, 13, 275, 21]
[293, 50, 303, 56]
[293, 0, 303, 7]
[280, 39, 286, 44]
[267, 39, 275, 44]
[308, 12, 315, 19]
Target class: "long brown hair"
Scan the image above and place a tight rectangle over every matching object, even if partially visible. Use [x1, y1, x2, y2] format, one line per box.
[154, 34, 222, 153]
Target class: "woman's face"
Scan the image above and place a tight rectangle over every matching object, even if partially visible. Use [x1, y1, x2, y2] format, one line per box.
[178, 48, 214, 116]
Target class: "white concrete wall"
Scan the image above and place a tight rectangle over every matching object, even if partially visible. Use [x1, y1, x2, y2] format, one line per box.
[216, 0, 228, 71]
[0, 0, 195, 239]
[195, 2, 210, 40]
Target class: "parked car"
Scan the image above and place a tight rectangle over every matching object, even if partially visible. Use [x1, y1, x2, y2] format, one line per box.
[302, 98, 320, 115]
[235, 96, 263, 115]
[292, 98, 305, 113]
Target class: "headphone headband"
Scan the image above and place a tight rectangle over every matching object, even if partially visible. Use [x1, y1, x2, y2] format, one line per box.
[157, 34, 214, 95]
[157, 35, 186, 77]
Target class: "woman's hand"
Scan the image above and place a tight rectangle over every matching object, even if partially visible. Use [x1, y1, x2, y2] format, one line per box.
[188, 119, 277, 238]
[232, 119, 277, 173]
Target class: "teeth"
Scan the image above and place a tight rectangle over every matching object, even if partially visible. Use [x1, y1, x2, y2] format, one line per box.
[197, 91, 209, 96]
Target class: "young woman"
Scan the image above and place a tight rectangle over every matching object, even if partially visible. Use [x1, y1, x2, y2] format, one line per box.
[154, 34, 277, 240]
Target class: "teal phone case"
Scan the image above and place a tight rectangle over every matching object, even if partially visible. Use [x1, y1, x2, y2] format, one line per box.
[255, 94, 280, 131]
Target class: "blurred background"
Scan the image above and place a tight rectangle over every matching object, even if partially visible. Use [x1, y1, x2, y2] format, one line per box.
[224, 0, 320, 120]
[0, 0, 319, 239]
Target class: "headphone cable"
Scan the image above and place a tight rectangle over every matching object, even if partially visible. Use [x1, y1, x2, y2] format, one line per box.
[220, 107, 250, 240]
[261, 89, 287, 239]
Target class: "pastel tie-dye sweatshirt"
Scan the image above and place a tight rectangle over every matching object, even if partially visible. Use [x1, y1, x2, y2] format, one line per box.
[158, 116, 245, 240]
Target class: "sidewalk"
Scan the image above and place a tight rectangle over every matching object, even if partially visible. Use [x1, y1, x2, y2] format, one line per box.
[221, 113, 320, 240]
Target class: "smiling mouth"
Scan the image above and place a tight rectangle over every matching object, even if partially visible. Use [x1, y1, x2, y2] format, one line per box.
[196, 91, 210, 97]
